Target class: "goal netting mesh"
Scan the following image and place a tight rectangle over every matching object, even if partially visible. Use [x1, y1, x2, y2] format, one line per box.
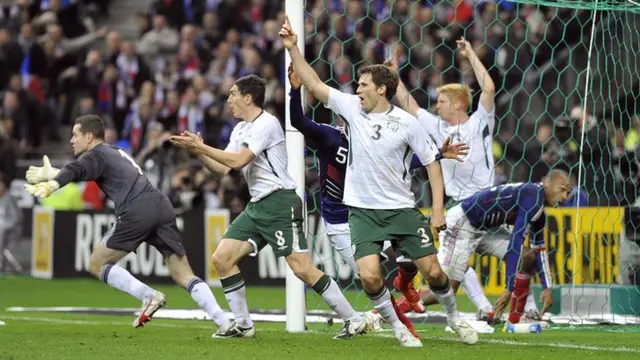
[300, 0, 640, 326]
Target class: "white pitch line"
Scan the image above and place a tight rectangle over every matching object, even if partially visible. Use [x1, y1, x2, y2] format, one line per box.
[0, 316, 213, 329]
[371, 332, 640, 353]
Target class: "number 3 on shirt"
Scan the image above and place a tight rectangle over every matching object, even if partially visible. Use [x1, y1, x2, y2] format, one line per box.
[119, 149, 144, 175]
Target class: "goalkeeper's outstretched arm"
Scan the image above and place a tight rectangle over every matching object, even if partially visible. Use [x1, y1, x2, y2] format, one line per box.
[26, 155, 60, 184]
[280, 15, 331, 105]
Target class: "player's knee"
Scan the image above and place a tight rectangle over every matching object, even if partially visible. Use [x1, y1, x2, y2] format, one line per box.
[358, 265, 383, 292]
[285, 252, 314, 281]
[521, 248, 537, 274]
[419, 256, 447, 285]
[211, 249, 232, 274]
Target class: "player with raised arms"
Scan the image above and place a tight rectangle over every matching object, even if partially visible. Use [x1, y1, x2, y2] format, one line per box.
[386, 42, 539, 321]
[25, 115, 232, 333]
[169, 75, 372, 339]
[287, 64, 468, 337]
[281, 16, 478, 347]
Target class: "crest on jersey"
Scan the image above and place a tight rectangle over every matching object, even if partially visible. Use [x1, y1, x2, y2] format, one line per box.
[386, 120, 400, 132]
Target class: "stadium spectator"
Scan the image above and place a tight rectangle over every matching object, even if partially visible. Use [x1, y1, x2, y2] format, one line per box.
[0, 172, 22, 273]
[0, 0, 636, 213]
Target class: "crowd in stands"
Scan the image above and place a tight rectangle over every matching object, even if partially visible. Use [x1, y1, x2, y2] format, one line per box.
[1, 0, 639, 214]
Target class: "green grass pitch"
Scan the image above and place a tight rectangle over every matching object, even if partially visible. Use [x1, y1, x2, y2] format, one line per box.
[1, 277, 639, 360]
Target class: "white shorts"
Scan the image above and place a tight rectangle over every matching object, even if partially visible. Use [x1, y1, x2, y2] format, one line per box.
[323, 220, 351, 251]
[436, 205, 510, 281]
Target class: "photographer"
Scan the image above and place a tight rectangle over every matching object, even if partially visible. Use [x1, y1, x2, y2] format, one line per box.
[568, 106, 615, 206]
[167, 164, 200, 213]
[135, 122, 187, 194]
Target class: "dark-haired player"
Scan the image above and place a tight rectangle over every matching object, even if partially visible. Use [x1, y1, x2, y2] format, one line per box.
[281, 16, 478, 347]
[287, 64, 468, 337]
[170, 75, 372, 339]
[25, 114, 232, 333]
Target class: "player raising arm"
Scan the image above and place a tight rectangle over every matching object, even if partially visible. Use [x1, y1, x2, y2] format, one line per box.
[25, 115, 233, 334]
[385, 42, 535, 320]
[282, 16, 477, 347]
[170, 75, 372, 340]
[288, 63, 467, 275]
[288, 64, 468, 337]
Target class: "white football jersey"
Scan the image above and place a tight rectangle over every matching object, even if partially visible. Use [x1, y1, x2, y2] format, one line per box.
[326, 88, 438, 209]
[225, 111, 296, 202]
[416, 104, 495, 201]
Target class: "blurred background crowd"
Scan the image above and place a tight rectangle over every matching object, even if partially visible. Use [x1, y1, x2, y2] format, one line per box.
[1, 0, 639, 221]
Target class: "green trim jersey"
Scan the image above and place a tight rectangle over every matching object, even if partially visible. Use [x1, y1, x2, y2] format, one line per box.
[225, 111, 296, 202]
[326, 88, 439, 210]
[416, 104, 495, 201]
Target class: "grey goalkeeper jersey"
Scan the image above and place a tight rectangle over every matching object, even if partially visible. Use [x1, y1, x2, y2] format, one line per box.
[54, 143, 159, 215]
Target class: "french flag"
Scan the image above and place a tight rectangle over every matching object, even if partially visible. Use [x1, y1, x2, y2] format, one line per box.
[20, 50, 44, 103]
[97, 80, 112, 115]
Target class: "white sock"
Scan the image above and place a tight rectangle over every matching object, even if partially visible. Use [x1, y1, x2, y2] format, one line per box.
[328, 233, 359, 274]
[221, 272, 253, 328]
[186, 277, 231, 330]
[461, 267, 493, 312]
[313, 275, 361, 321]
[525, 291, 539, 313]
[100, 264, 156, 301]
[367, 286, 403, 330]
[431, 280, 460, 321]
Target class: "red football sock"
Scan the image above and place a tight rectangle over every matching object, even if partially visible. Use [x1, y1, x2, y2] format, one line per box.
[508, 272, 531, 324]
[390, 294, 418, 338]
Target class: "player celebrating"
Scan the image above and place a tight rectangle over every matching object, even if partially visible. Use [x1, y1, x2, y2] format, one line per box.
[386, 41, 538, 320]
[170, 75, 371, 339]
[287, 63, 467, 275]
[281, 17, 477, 347]
[24, 115, 232, 334]
[417, 170, 571, 323]
[287, 64, 468, 337]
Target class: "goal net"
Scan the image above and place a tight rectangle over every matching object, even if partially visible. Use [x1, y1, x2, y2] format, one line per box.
[300, 0, 640, 326]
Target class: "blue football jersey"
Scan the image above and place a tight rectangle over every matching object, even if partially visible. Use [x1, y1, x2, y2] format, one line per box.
[461, 182, 552, 290]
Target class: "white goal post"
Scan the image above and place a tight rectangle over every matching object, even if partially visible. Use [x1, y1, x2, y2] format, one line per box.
[284, 0, 307, 333]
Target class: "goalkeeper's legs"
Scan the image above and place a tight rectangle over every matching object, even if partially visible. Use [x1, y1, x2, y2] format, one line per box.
[165, 253, 232, 333]
[88, 242, 164, 328]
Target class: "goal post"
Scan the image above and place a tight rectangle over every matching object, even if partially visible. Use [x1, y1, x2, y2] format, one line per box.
[284, 0, 306, 333]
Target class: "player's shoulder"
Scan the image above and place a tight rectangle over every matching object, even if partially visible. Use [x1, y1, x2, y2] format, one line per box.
[516, 182, 545, 201]
[469, 103, 495, 121]
[81, 143, 113, 159]
[389, 105, 417, 121]
[329, 87, 360, 103]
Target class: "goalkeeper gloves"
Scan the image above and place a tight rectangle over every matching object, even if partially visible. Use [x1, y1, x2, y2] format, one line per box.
[26, 155, 60, 184]
[25, 180, 60, 199]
